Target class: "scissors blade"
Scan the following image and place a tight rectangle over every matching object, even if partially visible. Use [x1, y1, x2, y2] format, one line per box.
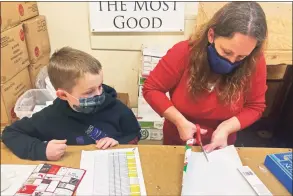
[195, 124, 209, 162]
[200, 143, 209, 162]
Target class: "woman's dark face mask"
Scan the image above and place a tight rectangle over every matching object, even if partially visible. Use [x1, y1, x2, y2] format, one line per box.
[207, 43, 245, 74]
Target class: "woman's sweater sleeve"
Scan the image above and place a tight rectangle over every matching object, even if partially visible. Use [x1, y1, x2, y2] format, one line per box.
[142, 41, 189, 116]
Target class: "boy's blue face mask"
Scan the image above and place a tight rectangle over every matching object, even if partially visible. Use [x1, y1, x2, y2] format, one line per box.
[207, 43, 244, 74]
[70, 90, 106, 114]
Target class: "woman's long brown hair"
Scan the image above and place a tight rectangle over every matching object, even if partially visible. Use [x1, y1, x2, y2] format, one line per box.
[188, 2, 268, 106]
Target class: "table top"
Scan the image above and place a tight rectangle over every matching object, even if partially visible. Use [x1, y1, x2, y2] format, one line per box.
[1, 143, 292, 195]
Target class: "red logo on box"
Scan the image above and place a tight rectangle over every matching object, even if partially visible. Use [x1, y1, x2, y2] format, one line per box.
[18, 4, 24, 16]
[19, 29, 25, 41]
[35, 47, 40, 57]
[10, 107, 17, 119]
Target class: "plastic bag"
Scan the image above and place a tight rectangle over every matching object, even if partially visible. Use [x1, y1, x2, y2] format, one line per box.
[35, 66, 57, 99]
[14, 89, 55, 119]
[35, 66, 48, 89]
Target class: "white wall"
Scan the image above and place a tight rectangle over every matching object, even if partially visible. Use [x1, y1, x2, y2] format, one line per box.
[37, 2, 198, 107]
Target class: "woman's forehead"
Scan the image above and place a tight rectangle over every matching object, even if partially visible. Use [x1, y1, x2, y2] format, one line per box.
[217, 33, 257, 56]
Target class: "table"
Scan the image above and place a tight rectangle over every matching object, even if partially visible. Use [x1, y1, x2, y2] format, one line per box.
[1, 143, 292, 195]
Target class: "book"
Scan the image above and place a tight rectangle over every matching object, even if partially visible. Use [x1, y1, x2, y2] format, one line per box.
[14, 163, 86, 196]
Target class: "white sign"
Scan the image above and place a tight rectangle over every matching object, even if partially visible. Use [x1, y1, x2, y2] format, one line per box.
[89, 1, 185, 32]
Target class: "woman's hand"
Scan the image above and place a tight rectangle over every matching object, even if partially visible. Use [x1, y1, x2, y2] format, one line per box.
[204, 128, 228, 152]
[177, 119, 207, 142]
[204, 117, 241, 152]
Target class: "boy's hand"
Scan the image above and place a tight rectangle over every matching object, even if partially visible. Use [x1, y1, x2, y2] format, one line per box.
[46, 139, 67, 161]
[96, 137, 119, 150]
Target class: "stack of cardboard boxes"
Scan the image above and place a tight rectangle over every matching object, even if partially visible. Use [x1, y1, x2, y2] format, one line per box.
[136, 47, 169, 141]
[1, 2, 51, 129]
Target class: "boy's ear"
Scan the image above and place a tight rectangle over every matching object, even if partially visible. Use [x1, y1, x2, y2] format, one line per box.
[56, 89, 68, 101]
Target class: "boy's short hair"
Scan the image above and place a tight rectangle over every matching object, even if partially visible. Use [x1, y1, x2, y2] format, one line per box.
[48, 47, 102, 92]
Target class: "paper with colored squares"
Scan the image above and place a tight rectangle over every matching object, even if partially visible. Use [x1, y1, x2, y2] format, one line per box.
[77, 148, 146, 196]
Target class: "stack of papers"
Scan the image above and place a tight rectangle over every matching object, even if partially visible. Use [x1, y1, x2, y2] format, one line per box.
[181, 145, 272, 196]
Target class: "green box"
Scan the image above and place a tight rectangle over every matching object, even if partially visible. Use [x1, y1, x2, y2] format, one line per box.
[138, 76, 146, 85]
[138, 120, 163, 129]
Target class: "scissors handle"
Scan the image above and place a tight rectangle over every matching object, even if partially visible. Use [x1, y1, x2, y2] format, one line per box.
[195, 124, 202, 145]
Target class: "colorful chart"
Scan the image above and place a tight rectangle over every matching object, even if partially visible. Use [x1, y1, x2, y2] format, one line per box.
[78, 147, 147, 196]
[108, 151, 141, 196]
[14, 164, 85, 196]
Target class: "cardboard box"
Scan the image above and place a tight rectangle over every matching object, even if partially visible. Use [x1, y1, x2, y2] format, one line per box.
[117, 93, 130, 108]
[1, 68, 32, 126]
[138, 75, 146, 85]
[132, 108, 163, 141]
[138, 85, 143, 97]
[140, 128, 163, 140]
[138, 119, 164, 130]
[1, 96, 9, 128]
[28, 54, 50, 87]
[138, 97, 164, 122]
[18, 2, 39, 21]
[141, 47, 166, 76]
[23, 15, 51, 63]
[132, 108, 138, 116]
[1, 24, 30, 84]
[0, 2, 21, 32]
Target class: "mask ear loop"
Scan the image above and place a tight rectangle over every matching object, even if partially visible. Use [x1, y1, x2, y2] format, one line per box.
[66, 92, 79, 101]
[210, 41, 220, 55]
[64, 92, 81, 110]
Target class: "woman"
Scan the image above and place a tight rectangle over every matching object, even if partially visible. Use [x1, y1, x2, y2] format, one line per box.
[143, 2, 268, 152]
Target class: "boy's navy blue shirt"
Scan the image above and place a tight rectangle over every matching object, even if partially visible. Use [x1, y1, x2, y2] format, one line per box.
[2, 84, 141, 160]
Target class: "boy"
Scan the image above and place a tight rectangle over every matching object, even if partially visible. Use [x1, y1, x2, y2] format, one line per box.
[2, 47, 141, 161]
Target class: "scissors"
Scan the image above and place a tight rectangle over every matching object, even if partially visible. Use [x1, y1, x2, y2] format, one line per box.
[195, 124, 209, 162]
